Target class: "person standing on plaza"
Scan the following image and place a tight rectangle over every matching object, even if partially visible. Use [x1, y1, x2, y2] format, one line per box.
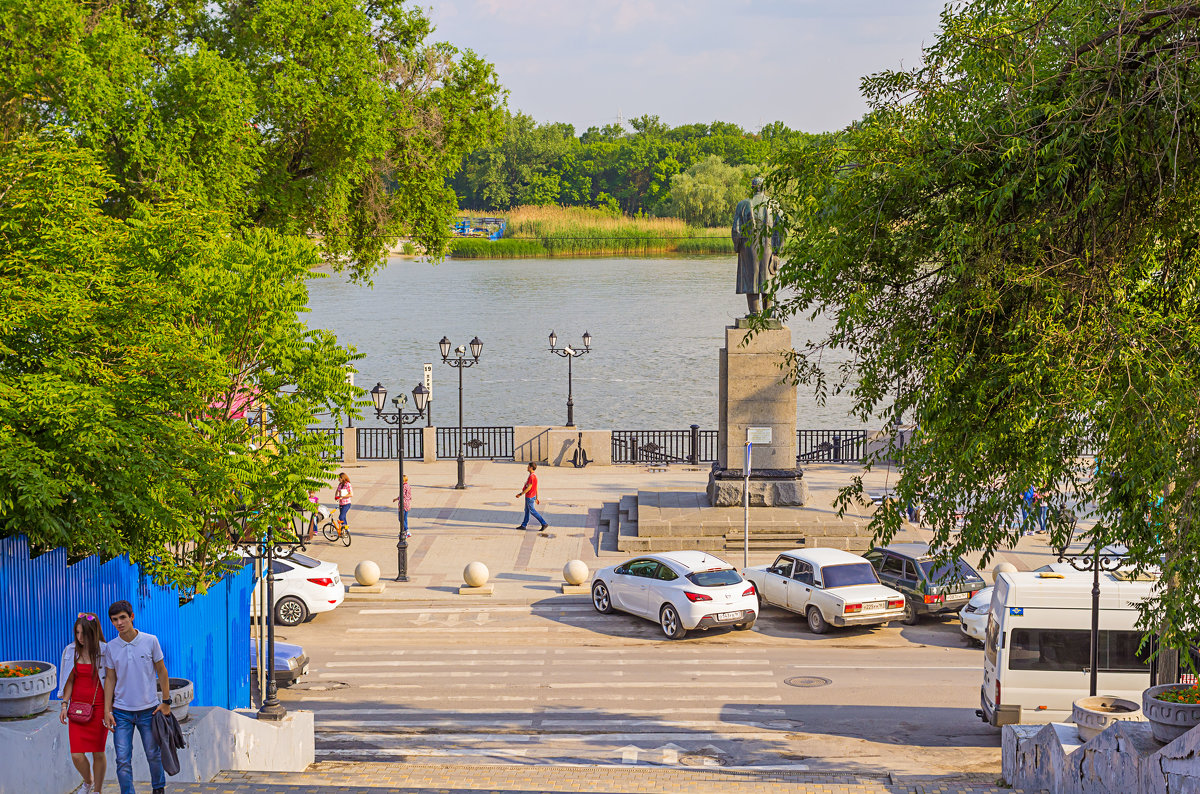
[334, 472, 353, 536]
[59, 613, 109, 794]
[102, 600, 171, 794]
[391, 474, 412, 539]
[515, 462, 549, 531]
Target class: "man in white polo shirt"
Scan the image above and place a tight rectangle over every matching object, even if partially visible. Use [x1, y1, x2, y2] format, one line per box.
[102, 600, 171, 794]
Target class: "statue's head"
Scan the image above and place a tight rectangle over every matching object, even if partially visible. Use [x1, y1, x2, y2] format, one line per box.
[751, 176, 764, 192]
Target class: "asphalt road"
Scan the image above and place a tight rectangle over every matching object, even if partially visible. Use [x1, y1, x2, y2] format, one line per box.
[274, 597, 1001, 776]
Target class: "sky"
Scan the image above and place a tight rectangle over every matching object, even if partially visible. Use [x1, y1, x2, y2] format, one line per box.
[425, 0, 949, 134]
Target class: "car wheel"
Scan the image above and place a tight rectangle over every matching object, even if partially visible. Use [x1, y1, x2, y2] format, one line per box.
[902, 600, 920, 625]
[734, 620, 756, 631]
[756, 592, 765, 613]
[659, 604, 688, 639]
[591, 580, 613, 614]
[806, 606, 830, 634]
[274, 595, 308, 627]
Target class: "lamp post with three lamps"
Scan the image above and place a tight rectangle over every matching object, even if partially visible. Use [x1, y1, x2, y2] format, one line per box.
[439, 336, 482, 490]
[547, 330, 592, 428]
[369, 381, 428, 582]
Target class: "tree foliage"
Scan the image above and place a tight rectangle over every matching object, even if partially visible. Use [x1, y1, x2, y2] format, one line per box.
[0, 136, 357, 589]
[0, 0, 503, 280]
[451, 112, 810, 216]
[771, 0, 1200, 653]
[668, 155, 758, 227]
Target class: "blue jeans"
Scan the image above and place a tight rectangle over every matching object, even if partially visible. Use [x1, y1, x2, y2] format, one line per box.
[113, 706, 165, 794]
[338, 503, 351, 525]
[520, 497, 547, 528]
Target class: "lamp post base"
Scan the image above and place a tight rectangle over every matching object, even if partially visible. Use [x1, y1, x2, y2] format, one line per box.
[395, 535, 409, 582]
[257, 700, 288, 721]
[455, 456, 467, 489]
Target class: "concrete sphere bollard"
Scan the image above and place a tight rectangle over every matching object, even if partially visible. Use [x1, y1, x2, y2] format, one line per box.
[993, 562, 1018, 578]
[355, 560, 381, 587]
[563, 560, 589, 586]
[463, 561, 490, 588]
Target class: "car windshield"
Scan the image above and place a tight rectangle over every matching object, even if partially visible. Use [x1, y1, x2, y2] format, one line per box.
[685, 568, 742, 587]
[919, 558, 980, 584]
[282, 552, 321, 568]
[821, 563, 879, 588]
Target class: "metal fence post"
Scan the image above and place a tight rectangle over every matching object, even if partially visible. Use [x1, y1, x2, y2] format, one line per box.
[689, 424, 700, 465]
[629, 435, 638, 463]
[832, 434, 841, 462]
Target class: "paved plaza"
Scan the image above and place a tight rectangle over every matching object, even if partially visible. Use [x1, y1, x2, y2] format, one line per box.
[182, 458, 1069, 792]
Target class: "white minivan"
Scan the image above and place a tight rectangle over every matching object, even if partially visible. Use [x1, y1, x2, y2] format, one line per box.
[978, 569, 1154, 726]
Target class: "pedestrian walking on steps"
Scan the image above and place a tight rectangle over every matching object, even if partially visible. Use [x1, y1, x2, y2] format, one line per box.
[59, 613, 109, 794]
[103, 600, 172, 794]
[515, 462, 549, 531]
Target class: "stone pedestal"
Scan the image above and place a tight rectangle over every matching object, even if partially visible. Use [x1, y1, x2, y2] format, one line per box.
[706, 321, 806, 507]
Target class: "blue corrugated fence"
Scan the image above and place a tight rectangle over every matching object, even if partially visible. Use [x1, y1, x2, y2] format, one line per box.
[0, 535, 252, 710]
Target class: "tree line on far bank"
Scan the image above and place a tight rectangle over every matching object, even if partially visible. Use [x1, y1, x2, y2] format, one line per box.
[449, 112, 816, 226]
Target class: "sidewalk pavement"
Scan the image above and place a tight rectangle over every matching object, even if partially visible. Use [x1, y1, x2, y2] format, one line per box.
[170, 763, 1015, 793]
[309, 459, 1059, 603]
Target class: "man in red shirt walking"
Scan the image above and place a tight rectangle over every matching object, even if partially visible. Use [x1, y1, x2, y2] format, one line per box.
[515, 462, 549, 531]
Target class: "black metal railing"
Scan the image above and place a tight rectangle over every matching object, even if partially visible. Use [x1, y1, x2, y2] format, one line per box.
[278, 428, 343, 460]
[357, 427, 423, 460]
[436, 426, 514, 459]
[796, 429, 869, 463]
[611, 428, 718, 464]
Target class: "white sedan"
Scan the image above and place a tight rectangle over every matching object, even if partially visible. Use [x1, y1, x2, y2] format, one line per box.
[244, 551, 345, 626]
[958, 586, 992, 643]
[742, 547, 906, 633]
[591, 551, 759, 639]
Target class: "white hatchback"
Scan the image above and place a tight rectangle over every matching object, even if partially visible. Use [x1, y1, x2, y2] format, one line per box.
[591, 551, 759, 639]
[244, 551, 345, 626]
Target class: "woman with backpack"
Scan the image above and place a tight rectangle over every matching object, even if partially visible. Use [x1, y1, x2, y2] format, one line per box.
[58, 613, 109, 794]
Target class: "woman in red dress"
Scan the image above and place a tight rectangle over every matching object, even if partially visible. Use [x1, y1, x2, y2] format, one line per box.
[58, 613, 109, 794]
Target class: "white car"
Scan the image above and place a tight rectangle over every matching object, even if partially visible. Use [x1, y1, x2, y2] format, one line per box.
[244, 551, 345, 626]
[959, 586, 992, 643]
[742, 548, 906, 633]
[591, 551, 759, 639]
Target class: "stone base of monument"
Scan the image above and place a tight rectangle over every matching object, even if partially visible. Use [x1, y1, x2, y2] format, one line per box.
[706, 467, 809, 507]
[605, 489, 874, 554]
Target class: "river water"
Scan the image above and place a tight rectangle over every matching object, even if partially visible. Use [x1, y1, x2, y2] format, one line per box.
[305, 256, 872, 430]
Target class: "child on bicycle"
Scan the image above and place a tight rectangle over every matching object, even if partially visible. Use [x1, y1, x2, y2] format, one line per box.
[334, 473, 353, 536]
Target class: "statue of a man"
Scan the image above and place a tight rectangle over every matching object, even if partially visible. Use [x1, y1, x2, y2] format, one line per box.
[731, 176, 785, 316]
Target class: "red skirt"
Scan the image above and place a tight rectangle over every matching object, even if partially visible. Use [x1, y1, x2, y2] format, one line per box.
[68, 663, 108, 753]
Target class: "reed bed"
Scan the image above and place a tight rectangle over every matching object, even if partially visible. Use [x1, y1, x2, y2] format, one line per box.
[448, 238, 546, 258]
[448, 206, 730, 258]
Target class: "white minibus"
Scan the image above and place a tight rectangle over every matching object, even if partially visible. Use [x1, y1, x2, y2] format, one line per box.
[978, 569, 1155, 726]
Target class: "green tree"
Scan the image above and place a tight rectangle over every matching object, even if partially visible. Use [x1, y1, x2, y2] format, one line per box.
[668, 155, 756, 227]
[0, 0, 503, 280]
[0, 136, 357, 589]
[771, 0, 1200, 663]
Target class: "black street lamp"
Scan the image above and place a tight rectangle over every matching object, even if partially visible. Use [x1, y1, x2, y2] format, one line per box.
[1058, 542, 1127, 697]
[439, 336, 482, 489]
[547, 330, 592, 427]
[370, 381, 429, 581]
[231, 508, 307, 721]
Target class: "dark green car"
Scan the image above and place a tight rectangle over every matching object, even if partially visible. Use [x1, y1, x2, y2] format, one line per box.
[864, 543, 986, 625]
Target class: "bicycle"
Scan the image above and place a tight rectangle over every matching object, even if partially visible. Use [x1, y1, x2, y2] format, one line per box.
[321, 517, 352, 547]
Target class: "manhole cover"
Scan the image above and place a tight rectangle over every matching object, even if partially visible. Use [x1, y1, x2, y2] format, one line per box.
[784, 675, 832, 688]
[290, 681, 349, 692]
[679, 753, 727, 767]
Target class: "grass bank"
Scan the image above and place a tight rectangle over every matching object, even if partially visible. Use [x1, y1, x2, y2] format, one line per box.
[449, 206, 732, 258]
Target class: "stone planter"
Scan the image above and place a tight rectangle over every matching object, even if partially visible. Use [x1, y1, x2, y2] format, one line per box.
[159, 677, 194, 722]
[1071, 695, 1144, 741]
[0, 661, 56, 718]
[1143, 683, 1200, 743]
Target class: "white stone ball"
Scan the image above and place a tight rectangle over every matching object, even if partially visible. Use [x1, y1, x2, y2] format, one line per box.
[355, 560, 381, 587]
[463, 561, 490, 588]
[993, 562, 1018, 577]
[563, 560, 589, 586]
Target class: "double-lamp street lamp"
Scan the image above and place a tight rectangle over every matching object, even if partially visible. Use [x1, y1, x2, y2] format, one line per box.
[370, 381, 429, 582]
[1057, 542, 1129, 697]
[547, 330, 592, 428]
[439, 336, 483, 490]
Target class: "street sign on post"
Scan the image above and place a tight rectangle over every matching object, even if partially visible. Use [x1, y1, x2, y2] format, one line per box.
[743, 428, 772, 568]
[423, 363, 433, 400]
[747, 427, 772, 444]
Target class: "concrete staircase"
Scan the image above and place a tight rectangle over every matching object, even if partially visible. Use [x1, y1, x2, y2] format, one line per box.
[599, 489, 875, 556]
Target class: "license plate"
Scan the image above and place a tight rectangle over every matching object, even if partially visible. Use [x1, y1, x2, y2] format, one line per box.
[717, 611, 743, 621]
[861, 601, 885, 612]
[946, 593, 968, 601]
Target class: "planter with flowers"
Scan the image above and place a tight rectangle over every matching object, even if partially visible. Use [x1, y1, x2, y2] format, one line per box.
[0, 661, 57, 718]
[1143, 683, 1200, 743]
